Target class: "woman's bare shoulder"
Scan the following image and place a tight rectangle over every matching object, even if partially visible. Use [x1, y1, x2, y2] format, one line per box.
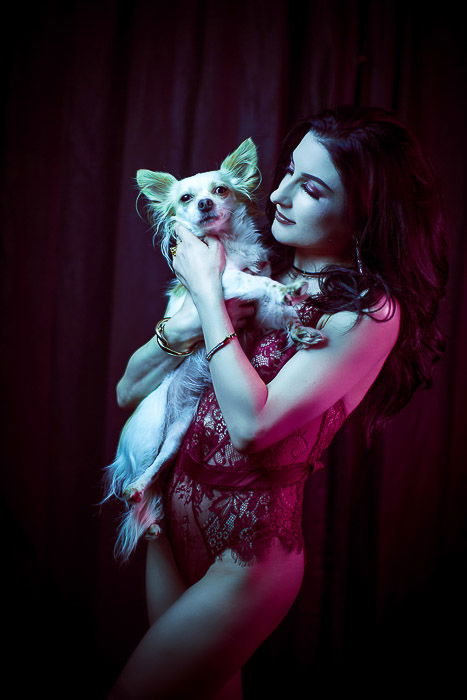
[257, 294, 400, 443]
[363, 292, 400, 321]
[317, 293, 400, 334]
[300, 295, 401, 384]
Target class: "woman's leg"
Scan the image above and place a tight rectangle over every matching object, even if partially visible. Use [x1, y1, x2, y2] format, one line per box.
[108, 542, 304, 700]
[145, 535, 186, 625]
[146, 536, 242, 699]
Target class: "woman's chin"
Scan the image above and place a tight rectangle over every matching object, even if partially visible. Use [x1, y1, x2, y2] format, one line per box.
[271, 220, 295, 246]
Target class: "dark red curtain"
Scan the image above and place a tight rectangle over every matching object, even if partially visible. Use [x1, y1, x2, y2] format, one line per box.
[2, 1, 466, 697]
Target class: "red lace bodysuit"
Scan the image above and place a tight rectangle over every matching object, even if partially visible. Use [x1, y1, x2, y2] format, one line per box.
[164, 305, 347, 586]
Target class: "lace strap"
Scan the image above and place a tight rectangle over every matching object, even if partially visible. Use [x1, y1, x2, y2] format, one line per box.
[296, 303, 328, 329]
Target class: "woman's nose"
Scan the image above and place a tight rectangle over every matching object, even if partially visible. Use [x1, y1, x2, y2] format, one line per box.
[270, 177, 292, 207]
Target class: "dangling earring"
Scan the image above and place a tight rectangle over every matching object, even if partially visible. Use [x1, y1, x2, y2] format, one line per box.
[354, 235, 364, 274]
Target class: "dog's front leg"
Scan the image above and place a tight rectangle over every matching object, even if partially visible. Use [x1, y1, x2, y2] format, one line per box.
[221, 266, 301, 302]
[221, 267, 325, 348]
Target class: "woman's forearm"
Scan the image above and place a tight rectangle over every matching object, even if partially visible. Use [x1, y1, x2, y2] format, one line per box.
[193, 285, 268, 450]
[116, 317, 202, 409]
[116, 337, 183, 410]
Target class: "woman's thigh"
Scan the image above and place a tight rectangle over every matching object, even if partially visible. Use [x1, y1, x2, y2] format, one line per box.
[145, 536, 187, 625]
[113, 542, 304, 699]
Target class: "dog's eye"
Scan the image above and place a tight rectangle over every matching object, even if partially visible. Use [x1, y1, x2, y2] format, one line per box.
[180, 194, 193, 203]
[214, 186, 228, 195]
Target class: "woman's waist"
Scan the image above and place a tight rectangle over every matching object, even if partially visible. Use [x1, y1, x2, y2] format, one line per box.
[175, 450, 309, 489]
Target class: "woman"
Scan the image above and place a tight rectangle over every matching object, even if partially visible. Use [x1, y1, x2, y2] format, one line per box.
[109, 107, 447, 699]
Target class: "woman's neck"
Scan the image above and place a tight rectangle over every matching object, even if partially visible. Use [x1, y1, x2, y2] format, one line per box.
[293, 253, 354, 274]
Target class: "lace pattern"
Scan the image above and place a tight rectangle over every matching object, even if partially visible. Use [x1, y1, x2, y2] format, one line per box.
[164, 304, 347, 585]
[166, 473, 305, 575]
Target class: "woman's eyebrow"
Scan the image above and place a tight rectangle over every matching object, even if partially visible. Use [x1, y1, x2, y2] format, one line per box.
[301, 172, 334, 193]
[289, 157, 334, 193]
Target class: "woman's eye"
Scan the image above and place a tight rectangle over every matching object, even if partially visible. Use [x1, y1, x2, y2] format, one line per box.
[180, 193, 192, 203]
[283, 161, 320, 199]
[214, 185, 228, 195]
[302, 183, 321, 200]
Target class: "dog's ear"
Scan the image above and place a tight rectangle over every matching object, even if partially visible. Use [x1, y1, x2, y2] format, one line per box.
[136, 170, 177, 202]
[220, 138, 261, 195]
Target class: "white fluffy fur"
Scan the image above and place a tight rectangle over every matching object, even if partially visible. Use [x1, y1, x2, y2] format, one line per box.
[103, 138, 325, 560]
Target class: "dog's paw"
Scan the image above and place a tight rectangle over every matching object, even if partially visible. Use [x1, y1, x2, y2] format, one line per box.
[123, 486, 143, 505]
[144, 522, 163, 540]
[283, 279, 310, 305]
[287, 321, 326, 349]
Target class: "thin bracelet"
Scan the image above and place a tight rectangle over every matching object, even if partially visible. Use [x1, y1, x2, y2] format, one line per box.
[206, 332, 237, 362]
[154, 317, 197, 357]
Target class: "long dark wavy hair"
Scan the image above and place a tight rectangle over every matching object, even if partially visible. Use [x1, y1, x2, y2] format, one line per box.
[264, 106, 448, 445]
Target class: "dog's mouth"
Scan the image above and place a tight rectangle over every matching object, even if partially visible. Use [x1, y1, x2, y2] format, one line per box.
[198, 213, 219, 225]
[198, 210, 232, 228]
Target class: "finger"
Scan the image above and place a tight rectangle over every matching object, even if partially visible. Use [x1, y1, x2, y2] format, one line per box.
[174, 223, 195, 242]
[176, 227, 209, 251]
[204, 234, 223, 249]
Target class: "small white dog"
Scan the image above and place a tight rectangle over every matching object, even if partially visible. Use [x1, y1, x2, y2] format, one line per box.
[104, 138, 325, 559]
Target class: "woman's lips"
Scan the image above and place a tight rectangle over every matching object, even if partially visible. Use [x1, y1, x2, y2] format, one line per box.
[274, 209, 295, 225]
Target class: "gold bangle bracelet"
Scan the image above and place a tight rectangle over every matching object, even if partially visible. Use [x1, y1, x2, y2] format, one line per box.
[206, 332, 237, 362]
[154, 317, 197, 357]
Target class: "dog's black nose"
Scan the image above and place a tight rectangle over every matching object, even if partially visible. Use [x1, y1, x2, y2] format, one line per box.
[198, 198, 214, 211]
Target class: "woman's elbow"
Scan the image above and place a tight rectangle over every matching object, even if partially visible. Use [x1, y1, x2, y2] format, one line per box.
[231, 436, 254, 454]
[116, 379, 135, 410]
[229, 423, 263, 454]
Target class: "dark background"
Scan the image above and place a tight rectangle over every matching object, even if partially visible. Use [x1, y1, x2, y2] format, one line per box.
[2, 1, 466, 697]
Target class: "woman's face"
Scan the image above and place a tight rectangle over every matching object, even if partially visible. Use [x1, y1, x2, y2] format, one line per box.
[270, 132, 352, 264]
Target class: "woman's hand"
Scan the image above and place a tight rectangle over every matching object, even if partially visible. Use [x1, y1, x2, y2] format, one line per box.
[171, 223, 226, 299]
[168, 283, 256, 343]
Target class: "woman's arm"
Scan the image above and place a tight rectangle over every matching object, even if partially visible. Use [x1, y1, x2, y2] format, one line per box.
[173, 225, 401, 453]
[195, 286, 400, 452]
[116, 291, 255, 410]
[116, 293, 202, 410]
